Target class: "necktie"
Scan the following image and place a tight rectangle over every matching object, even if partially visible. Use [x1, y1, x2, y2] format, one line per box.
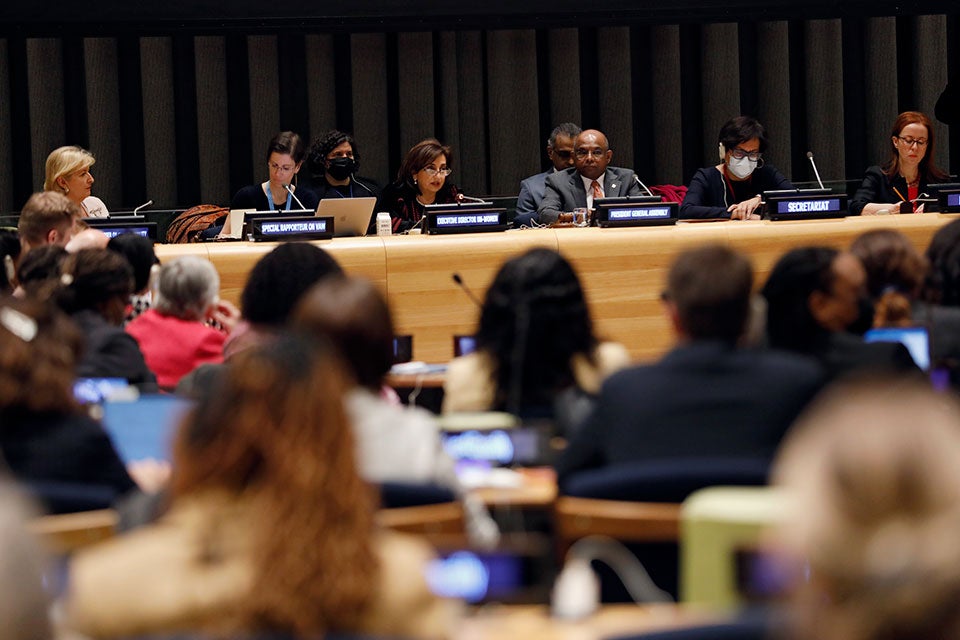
[591, 180, 603, 201]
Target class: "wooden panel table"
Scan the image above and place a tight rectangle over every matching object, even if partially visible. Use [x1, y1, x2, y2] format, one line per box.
[155, 214, 955, 364]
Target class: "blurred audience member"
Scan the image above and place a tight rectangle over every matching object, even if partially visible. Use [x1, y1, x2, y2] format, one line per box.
[0, 484, 53, 640]
[223, 242, 343, 359]
[443, 248, 629, 436]
[17, 192, 78, 253]
[762, 246, 918, 381]
[0, 229, 20, 294]
[106, 233, 159, 323]
[66, 335, 457, 639]
[54, 249, 156, 389]
[15, 245, 68, 300]
[850, 228, 927, 327]
[126, 256, 238, 391]
[44, 145, 109, 218]
[557, 245, 823, 478]
[0, 296, 136, 506]
[774, 378, 960, 640]
[306, 130, 380, 201]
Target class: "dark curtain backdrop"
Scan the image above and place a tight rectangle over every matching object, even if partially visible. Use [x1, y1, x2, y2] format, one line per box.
[0, 15, 955, 211]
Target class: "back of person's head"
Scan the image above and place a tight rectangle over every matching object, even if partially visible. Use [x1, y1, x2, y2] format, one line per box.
[171, 334, 376, 634]
[850, 229, 927, 327]
[666, 244, 753, 343]
[54, 249, 133, 316]
[240, 242, 343, 326]
[761, 246, 838, 350]
[0, 230, 20, 295]
[477, 247, 597, 413]
[266, 130, 307, 165]
[922, 218, 960, 306]
[0, 484, 52, 640]
[0, 295, 82, 419]
[17, 192, 79, 248]
[718, 115, 768, 154]
[16, 246, 68, 301]
[106, 233, 157, 294]
[154, 256, 219, 321]
[292, 276, 393, 392]
[307, 129, 360, 178]
[43, 145, 95, 193]
[774, 378, 960, 640]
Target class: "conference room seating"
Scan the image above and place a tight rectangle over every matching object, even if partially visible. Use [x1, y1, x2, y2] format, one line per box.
[376, 482, 467, 550]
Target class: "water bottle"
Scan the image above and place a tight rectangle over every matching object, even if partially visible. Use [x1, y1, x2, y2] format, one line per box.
[376, 211, 392, 236]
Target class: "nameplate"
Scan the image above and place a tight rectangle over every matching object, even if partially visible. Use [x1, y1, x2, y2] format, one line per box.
[84, 219, 158, 240]
[595, 201, 678, 227]
[939, 190, 960, 213]
[766, 194, 846, 220]
[426, 207, 508, 234]
[250, 216, 334, 241]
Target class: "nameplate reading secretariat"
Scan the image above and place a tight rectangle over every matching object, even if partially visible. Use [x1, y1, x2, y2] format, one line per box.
[251, 216, 334, 241]
[766, 194, 847, 221]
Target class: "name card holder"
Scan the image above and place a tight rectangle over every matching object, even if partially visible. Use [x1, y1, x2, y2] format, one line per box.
[938, 190, 960, 213]
[594, 201, 678, 228]
[425, 206, 509, 235]
[765, 194, 847, 221]
[250, 216, 334, 241]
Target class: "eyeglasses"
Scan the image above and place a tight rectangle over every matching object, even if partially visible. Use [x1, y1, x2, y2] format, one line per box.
[575, 148, 608, 158]
[268, 162, 296, 173]
[421, 166, 452, 177]
[730, 148, 762, 161]
[897, 136, 928, 148]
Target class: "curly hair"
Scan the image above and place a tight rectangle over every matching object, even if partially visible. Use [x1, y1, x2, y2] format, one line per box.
[476, 247, 598, 414]
[0, 296, 82, 419]
[307, 130, 360, 179]
[240, 243, 343, 326]
[171, 334, 377, 635]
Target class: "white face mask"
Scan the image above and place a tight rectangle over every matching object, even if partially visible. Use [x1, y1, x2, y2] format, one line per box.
[727, 156, 757, 179]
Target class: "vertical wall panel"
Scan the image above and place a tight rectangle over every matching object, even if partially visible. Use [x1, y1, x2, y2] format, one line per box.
[437, 31, 463, 186]
[0, 40, 12, 211]
[351, 33, 389, 187]
[396, 32, 436, 154]
[194, 36, 229, 204]
[453, 31, 488, 194]
[548, 29, 581, 128]
[700, 23, 740, 167]
[651, 25, 683, 184]
[916, 15, 949, 171]
[305, 34, 337, 142]
[486, 30, 540, 195]
[865, 18, 899, 167]
[246, 35, 280, 184]
[756, 22, 792, 177]
[597, 27, 634, 172]
[84, 38, 122, 208]
[27, 39, 65, 193]
[806, 20, 845, 181]
[140, 38, 177, 209]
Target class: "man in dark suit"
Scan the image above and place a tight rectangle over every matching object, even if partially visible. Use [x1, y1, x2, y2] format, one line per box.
[514, 123, 580, 227]
[537, 129, 644, 224]
[556, 244, 824, 479]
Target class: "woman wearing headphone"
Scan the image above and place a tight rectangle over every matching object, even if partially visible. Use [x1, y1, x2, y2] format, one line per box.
[680, 116, 793, 220]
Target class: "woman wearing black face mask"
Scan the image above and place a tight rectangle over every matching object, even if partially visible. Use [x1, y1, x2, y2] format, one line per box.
[305, 130, 381, 201]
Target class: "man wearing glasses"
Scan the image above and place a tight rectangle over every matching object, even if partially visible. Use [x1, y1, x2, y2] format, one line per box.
[514, 123, 581, 227]
[680, 116, 793, 220]
[537, 128, 645, 224]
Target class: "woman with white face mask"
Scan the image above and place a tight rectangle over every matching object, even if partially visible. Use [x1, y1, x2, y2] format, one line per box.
[680, 116, 793, 220]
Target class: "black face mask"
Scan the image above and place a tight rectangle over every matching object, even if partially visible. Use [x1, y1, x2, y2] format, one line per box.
[326, 157, 357, 181]
[847, 296, 876, 336]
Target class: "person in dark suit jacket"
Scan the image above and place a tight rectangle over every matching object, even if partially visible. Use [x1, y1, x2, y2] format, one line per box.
[537, 129, 644, 224]
[556, 244, 824, 479]
[514, 122, 580, 227]
[762, 246, 919, 383]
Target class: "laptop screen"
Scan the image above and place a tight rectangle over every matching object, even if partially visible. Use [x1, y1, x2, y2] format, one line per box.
[864, 326, 931, 371]
[100, 395, 193, 463]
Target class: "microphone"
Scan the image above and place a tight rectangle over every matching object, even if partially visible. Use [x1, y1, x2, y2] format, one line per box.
[133, 199, 153, 215]
[456, 193, 488, 204]
[452, 273, 483, 308]
[633, 174, 655, 198]
[806, 151, 825, 190]
[284, 184, 307, 210]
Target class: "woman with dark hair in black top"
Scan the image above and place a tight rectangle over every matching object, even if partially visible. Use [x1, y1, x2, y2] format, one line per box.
[305, 130, 380, 201]
[376, 139, 460, 233]
[230, 131, 320, 212]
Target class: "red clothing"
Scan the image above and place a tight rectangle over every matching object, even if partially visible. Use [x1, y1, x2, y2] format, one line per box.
[125, 309, 226, 390]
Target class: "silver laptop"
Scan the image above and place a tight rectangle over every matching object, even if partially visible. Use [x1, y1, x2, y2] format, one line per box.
[316, 197, 377, 237]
